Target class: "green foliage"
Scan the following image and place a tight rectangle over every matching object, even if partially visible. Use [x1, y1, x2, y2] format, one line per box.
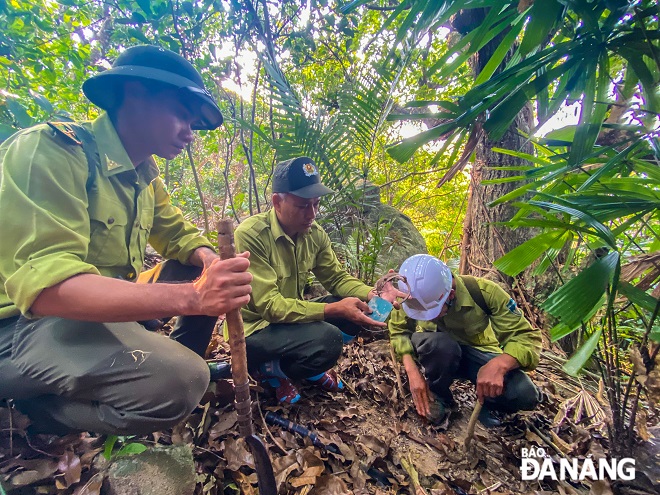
[103, 435, 147, 460]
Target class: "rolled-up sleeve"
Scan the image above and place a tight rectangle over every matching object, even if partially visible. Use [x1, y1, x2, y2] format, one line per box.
[0, 128, 100, 318]
[148, 178, 213, 264]
[388, 307, 417, 358]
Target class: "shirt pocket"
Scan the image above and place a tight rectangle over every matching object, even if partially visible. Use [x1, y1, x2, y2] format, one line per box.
[87, 196, 129, 267]
[271, 262, 291, 282]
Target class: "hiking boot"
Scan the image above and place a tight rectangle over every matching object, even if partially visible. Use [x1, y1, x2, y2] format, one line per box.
[477, 406, 502, 428]
[427, 393, 449, 425]
[255, 373, 301, 404]
[307, 369, 344, 392]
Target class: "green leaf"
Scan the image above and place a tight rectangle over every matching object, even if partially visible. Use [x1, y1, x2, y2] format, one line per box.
[29, 90, 53, 113]
[519, 0, 562, 56]
[528, 200, 617, 249]
[494, 230, 569, 276]
[617, 282, 659, 313]
[127, 28, 150, 43]
[135, 0, 152, 15]
[115, 443, 147, 457]
[103, 435, 118, 460]
[563, 329, 602, 376]
[7, 98, 32, 128]
[542, 251, 619, 333]
[0, 123, 18, 143]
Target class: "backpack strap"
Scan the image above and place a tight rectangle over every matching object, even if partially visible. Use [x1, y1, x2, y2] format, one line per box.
[459, 275, 492, 316]
[47, 122, 100, 193]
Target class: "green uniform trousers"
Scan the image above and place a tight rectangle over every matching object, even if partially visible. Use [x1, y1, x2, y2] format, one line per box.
[0, 261, 216, 435]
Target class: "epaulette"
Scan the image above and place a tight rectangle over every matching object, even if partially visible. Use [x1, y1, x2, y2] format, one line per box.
[47, 122, 83, 146]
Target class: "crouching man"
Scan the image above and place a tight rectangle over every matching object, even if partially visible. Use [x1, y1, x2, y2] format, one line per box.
[389, 255, 542, 426]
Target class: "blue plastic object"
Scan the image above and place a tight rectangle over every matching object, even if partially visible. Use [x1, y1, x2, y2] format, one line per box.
[367, 296, 393, 322]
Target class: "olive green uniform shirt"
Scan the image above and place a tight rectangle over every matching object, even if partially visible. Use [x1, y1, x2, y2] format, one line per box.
[389, 276, 541, 371]
[234, 209, 372, 337]
[0, 113, 213, 320]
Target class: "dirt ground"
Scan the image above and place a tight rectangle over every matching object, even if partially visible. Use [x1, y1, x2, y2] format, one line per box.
[1, 335, 658, 495]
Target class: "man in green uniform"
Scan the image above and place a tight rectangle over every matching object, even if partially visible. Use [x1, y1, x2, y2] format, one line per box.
[389, 255, 542, 426]
[234, 157, 401, 404]
[0, 45, 252, 435]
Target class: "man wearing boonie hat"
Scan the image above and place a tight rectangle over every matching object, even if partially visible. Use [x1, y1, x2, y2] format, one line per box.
[234, 157, 403, 404]
[0, 45, 252, 435]
[389, 255, 542, 427]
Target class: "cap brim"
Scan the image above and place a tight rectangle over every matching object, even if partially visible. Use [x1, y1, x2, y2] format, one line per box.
[403, 301, 443, 321]
[289, 182, 335, 199]
[83, 66, 223, 130]
[402, 291, 450, 321]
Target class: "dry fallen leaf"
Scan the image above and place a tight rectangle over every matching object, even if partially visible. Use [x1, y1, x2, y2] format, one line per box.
[9, 459, 59, 487]
[222, 437, 255, 471]
[72, 472, 104, 495]
[309, 474, 350, 495]
[209, 410, 238, 440]
[55, 448, 82, 489]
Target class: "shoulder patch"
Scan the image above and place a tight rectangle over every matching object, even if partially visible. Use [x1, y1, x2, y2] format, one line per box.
[47, 122, 82, 146]
[507, 298, 522, 316]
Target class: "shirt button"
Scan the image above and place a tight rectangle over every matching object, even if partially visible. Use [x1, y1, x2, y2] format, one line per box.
[132, 256, 136, 262]
[108, 217, 115, 224]
[135, 222, 139, 228]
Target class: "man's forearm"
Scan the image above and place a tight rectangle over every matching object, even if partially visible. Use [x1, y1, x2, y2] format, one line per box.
[489, 353, 520, 373]
[30, 273, 200, 322]
[187, 246, 217, 268]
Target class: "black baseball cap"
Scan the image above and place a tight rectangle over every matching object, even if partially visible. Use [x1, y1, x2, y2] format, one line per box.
[83, 45, 223, 130]
[272, 157, 335, 199]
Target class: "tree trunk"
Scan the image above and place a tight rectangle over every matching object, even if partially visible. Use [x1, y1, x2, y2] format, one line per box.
[454, 9, 547, 331]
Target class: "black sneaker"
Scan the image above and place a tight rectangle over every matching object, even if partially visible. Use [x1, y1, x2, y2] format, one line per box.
[427, 393, 449, 425]
[477, 407, 502, 428]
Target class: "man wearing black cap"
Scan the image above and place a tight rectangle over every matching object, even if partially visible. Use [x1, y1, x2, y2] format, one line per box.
[234, 157, 400, 404]
[0, 45, 252, 435]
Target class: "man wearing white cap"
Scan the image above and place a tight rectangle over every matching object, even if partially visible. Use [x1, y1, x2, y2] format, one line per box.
[389, 255, 542, 426]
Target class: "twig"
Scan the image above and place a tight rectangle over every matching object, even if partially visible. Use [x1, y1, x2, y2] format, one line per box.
[404, 432, 463, 463]
[464, 401, 482, 450]
[526, 422, 566, 458]
[255, 392, 287, 456]
[478, 481, 503, 494]
[389, 344, 404, 404]
[400, 453, 429, 495]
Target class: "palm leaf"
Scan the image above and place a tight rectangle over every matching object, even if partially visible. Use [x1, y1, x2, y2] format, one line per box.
[563, 329, 603, 376]
[543, 251, 620, 333]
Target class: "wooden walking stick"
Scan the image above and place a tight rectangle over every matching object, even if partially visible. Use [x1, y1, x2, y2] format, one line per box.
[217, 219, 277, 495]
[464, 401, 482, 450]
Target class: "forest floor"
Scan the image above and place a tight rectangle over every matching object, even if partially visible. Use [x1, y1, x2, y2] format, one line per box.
[1, 330, 659, 495]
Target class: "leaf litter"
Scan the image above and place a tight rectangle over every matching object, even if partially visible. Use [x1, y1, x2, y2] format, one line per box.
[1, 336, 658, 494]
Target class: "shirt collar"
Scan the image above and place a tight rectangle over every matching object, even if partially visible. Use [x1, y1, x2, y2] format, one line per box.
[268, 208, 289, 242]
[452, 275, 475, 309]
[91, 113, 159, 185]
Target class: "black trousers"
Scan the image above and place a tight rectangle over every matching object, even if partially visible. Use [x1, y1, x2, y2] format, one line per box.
[411, 332, 541, 413]
[245, 296, 361, 379]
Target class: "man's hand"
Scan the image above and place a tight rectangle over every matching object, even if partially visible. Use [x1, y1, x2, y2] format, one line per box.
[475, 353, 519, 404]
[188, 246, 219, 271]
[369, 270, 409, 309]
[324, 297, 387, 328]
[402, 354, 431, 417]
[192, 252, 252, 316]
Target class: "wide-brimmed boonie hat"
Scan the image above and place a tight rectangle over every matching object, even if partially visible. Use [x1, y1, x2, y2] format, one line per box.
[272, 157, 335, 199]
[82, 45, 223, 130]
